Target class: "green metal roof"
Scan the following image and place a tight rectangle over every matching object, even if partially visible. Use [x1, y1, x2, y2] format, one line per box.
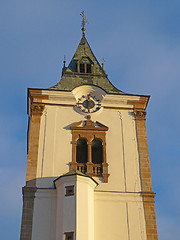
[49, 34, 125, 94]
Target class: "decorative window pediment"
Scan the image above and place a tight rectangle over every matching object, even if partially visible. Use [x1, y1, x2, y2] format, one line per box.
[70, 116, 109, 183]
[70, 116, 108, 131]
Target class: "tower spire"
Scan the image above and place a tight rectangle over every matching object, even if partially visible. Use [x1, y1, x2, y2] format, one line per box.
[80, 10, 89, 35]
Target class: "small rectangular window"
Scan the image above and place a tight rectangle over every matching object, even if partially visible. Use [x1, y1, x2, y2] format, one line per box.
[65, 185, 74, 196]
[86, 64, 91, 73]
[80, 64, 85, 73]
[65, 232, 74, 240]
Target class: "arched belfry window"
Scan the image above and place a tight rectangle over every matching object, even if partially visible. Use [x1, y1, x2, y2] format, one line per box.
[80, 63, 85, 73]
[92, 139, 103, 164]
[77, 57, 93, 74]
[70, 116, 110, 183]
[76, 138, 88, 163]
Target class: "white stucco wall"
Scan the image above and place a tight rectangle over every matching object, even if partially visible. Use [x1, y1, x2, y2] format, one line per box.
[55, 176, 76, 240]
[94, 192, 147, 240]
[76, 176, 97, 240]
[54, 174, 97, 240]
[31, 89, 147, 240]
[31, 189, 56, 240]
[36, 103, 141, 192]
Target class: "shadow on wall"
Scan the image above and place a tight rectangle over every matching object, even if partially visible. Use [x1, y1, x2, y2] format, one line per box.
[26, 176, 64, 189]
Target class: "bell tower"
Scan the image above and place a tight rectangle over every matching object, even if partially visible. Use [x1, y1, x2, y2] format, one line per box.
[20, 16, 158, 240]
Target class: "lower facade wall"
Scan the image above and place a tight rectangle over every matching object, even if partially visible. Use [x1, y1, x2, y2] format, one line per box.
[20, 188, 156, 240]
[94, 191, 147, 240]
[31, 189, 56, 240]
[20, 187, 56, 240]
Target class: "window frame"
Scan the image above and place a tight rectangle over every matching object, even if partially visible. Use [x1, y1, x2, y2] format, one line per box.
[77, 57, 93, 74]
[65, 185, 74, 196]
[70, 117, 109, 182]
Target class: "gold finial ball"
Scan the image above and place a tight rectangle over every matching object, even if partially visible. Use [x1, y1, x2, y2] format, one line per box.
[82, 27, 86, 34]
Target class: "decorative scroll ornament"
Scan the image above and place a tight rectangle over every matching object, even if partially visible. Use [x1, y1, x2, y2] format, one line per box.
[31, 103, 45, 116]
[134, 110, 146, 120]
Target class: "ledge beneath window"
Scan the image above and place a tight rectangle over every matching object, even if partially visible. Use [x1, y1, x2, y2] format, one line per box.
[70, 162, 110, 183]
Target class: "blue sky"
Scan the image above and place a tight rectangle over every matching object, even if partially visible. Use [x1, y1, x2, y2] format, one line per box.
[0, 1, 180, 239]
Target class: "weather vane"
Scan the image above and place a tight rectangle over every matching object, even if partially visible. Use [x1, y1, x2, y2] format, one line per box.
[80, 10, 89, 35]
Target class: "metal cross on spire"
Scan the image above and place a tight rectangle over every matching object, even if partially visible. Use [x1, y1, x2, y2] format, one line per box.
[80, 10, 89, 35]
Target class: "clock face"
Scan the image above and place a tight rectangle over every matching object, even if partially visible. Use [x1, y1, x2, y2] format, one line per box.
[76, 94, 101, 113]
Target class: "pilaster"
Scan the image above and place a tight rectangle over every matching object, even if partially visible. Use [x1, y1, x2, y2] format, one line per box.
[26, 103, 44, 186]
[134, 110, 158, 240]
[20, 187, 37, 240]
